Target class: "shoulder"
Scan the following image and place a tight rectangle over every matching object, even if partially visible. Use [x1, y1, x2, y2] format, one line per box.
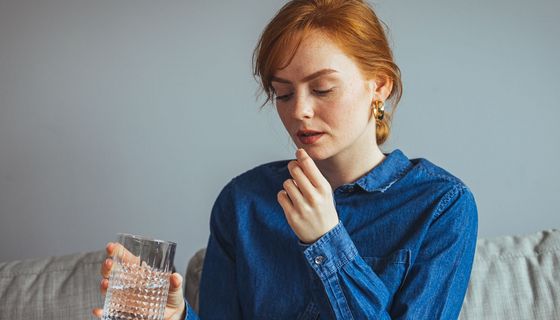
[216, 159, 291, 202]
[398, 152, 477, 216]
[234, 159, 291, 184]
[403, 154, 469, 193]
[409, 156, 465, 187]
[232, 159, 291, 191]
[210, 160, 291, 224]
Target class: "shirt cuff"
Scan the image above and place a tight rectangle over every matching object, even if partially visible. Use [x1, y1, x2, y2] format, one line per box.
[184, 298, 198, 320]
[299, 221, 359, 280]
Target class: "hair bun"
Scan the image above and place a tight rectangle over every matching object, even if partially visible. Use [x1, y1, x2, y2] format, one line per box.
[376, 114, 391, 145]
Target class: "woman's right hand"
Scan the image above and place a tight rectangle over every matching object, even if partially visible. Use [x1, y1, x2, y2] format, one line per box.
[92, 242, 187, 320]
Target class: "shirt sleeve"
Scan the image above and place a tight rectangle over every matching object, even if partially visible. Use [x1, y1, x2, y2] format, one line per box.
[184, 299, 200, 320]
[197, 181, 243, 319]
[391, 186, 478, 319]
[300, 185, 478, 319]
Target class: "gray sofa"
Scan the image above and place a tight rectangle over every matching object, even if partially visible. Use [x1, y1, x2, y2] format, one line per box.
[1, 229, 559, 319]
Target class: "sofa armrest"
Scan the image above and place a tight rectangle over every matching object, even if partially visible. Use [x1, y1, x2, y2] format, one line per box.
[0, 250, 105, 320]
[184, 248, 206, 314]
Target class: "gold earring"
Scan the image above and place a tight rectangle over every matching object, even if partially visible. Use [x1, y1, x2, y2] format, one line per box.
[372, 100, 385, 121]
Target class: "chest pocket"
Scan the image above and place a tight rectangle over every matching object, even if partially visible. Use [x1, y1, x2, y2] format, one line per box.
[363, 249, 411, 297]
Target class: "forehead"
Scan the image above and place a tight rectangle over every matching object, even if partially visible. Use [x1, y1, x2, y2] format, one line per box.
[273, 30, 362, 82]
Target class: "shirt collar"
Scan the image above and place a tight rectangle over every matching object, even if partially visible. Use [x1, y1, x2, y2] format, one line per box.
[334, 149, 412, 194]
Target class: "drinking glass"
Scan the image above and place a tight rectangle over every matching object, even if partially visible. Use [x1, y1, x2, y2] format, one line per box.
[102, 233, 176, 320]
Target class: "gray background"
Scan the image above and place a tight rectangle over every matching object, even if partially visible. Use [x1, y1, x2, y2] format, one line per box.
[1, 0, 558, 274]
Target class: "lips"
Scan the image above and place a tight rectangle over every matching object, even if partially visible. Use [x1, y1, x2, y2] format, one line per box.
[296, 129, 323, 137]
[296, 129, 324, 145]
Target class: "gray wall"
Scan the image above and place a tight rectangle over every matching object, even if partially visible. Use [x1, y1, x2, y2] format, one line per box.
[1, 0, 558, 274]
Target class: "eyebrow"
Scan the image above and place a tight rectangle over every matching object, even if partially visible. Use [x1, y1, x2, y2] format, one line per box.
[271, 69, 338, 84]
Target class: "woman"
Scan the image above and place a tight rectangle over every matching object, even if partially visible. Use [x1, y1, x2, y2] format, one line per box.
[94, 0, 478, 319]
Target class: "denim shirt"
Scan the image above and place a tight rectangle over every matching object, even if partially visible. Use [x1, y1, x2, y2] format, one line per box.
[185, 149, 478, 319]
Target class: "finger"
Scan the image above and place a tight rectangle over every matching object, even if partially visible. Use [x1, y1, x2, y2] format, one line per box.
[100, 258, 112, 278]
[167, 273, 185, 307]
[92, 308, 103, 318]
[164, 274, 187, 318]
[287, 160, 317, 200]
[277, 190, 299, 228]
[108, 243, 141, 265]
[101, 243, 115, 277]
[170, 272, 183, 290]
[296, 149, 329, 190]
[282, 178, 305, 211]
[105, 242, 115, 256]
[277, 190, 296, 218]
[100, 278, 109, 296]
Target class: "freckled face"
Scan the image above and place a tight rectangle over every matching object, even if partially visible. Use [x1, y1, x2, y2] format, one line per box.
[272, 31, 377, 162]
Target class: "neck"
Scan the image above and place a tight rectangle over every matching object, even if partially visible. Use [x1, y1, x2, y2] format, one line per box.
[315, 143, 386, 191]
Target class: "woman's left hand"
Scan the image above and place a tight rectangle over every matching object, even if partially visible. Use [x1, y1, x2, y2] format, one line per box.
[277, 148, 339, 244]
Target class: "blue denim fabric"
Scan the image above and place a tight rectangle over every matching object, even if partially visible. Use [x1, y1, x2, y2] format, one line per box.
[185, 149, 478, 319]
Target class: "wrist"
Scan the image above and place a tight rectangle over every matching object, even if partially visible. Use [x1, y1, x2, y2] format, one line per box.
[180, 302, 187, 320]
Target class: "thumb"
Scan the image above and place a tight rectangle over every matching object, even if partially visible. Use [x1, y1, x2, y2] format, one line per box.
[167, 272, 185, 307]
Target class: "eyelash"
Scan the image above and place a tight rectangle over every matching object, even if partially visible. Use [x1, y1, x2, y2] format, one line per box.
[275, 94, 292, 102]
[314, 89, 334, 96]
[275, 89, 334, 102]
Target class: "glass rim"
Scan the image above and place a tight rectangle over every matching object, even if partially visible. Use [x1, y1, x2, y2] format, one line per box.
[117, 233, 177, 246]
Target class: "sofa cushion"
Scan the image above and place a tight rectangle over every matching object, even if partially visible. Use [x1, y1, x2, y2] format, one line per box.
[459, 229, 560, 319]
[0, 250, 105, 320]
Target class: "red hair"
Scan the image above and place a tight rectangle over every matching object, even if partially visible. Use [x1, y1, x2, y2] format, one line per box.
[253, 0, 402, 145]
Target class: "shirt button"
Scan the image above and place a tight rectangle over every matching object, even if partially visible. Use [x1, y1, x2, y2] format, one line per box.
[314, 255, 325, 265]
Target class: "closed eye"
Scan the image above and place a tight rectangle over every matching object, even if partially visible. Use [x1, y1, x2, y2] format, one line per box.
[275, 93, 293, 102]
[313, 88, 334, 96]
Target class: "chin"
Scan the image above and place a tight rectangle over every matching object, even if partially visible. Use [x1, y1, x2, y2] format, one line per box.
[298, 145, 332, 162]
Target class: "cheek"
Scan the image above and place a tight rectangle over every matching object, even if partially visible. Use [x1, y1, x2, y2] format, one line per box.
[275, 105, 292, 129]
[345, 85, 372, 121]
[327, 92, 368, 129]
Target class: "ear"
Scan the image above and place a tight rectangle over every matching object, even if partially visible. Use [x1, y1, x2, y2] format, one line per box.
[370, 76, 393, 101]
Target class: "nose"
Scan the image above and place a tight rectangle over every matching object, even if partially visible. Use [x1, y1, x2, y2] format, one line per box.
[292, 93, 314, 120]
